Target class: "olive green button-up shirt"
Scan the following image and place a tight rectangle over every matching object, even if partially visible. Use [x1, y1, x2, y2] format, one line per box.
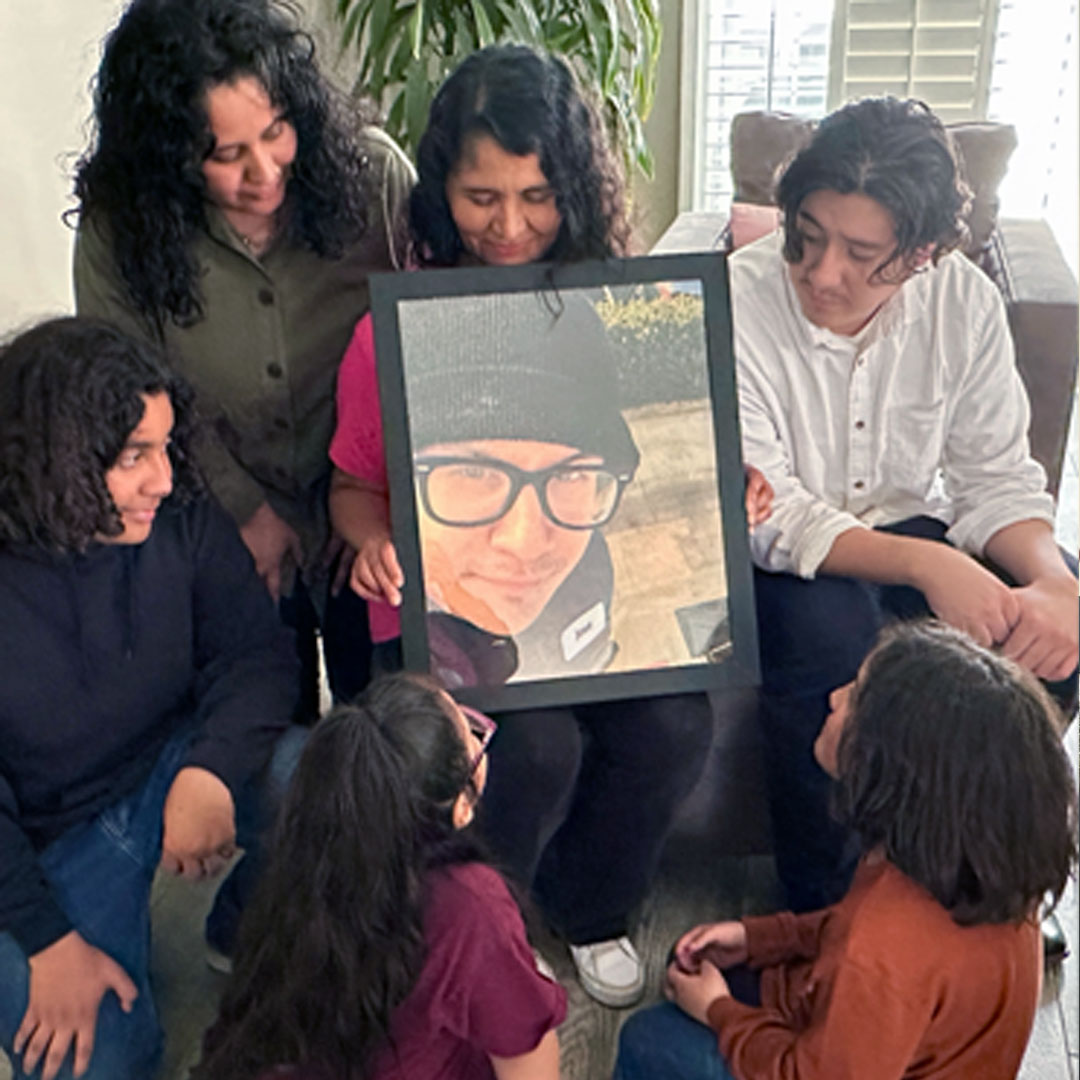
[73, 127, 414, 572]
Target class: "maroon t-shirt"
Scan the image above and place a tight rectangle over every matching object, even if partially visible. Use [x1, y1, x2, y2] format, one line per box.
[263, 862, 566, 1080]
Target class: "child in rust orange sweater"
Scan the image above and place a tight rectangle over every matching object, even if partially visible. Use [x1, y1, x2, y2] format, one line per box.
[614, 621, 1077, 1080]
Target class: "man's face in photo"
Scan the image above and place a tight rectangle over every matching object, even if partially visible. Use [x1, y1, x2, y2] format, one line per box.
[415, 437, 617, 636]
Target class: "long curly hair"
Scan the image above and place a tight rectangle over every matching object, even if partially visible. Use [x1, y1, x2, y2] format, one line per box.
[777, 97, 971, 280]
[835, 621, 1078, 926]
[410, 44, 630, 267]
[73, 0, 375, 329]
[194, 674, 490, 1080]
[0, 317, 201, 553]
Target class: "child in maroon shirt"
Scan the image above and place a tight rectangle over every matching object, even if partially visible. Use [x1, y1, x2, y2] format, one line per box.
[195, 675, 565, 1080]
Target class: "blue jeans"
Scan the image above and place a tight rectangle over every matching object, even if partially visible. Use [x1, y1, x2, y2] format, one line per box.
[0, 724, 306, 1080]
[614, 1002, 736, 1080]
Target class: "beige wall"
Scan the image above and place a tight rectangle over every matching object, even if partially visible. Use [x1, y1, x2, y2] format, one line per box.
[631, 0, 684, 251]
[0, 1, 126, 333]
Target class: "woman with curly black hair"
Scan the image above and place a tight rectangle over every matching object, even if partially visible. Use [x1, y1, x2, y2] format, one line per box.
[194, 674, 565, 1080]
[327, 45, 727, 1011]
[0, 318, 200, 552]
[0, 317, 299, 1080]
[72, 0, 414, 715]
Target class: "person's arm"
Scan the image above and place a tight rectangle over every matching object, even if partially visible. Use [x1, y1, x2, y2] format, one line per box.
[941, 282, 1056, 558]
[329, 313, 405, 606]
[238, 501, 303, 605]
[177, 499, 298, 826]
[490, 1029, 560, 1080]
[744, 464, 774, 529]
[820, 526, 1020, 648]
[72, 215, 158, 345]
[985, 519, 1078, 680]
[707, 954, 927, 1080]
[735, 331, 869, 578]
[15, 930, 138, 1080]
[1, 773, 138, 1080]
[329, 467, 403, 606]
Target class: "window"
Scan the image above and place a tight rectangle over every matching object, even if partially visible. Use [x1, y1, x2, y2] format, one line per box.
[685, 0, 1008, 210]
[828, 0, 999, 121]
[685, 0, 833, 210]
[988, 0, 1078, 275]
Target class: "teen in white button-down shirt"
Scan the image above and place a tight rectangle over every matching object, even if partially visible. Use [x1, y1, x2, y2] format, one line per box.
[722, 96, 1078, 917]
[733, 228, 1055, 580]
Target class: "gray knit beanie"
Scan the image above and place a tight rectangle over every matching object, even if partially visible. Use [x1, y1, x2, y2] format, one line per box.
[400, 290, 640, 474]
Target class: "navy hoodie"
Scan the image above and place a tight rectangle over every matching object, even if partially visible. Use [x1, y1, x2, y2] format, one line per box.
[0, 497, 297, 955]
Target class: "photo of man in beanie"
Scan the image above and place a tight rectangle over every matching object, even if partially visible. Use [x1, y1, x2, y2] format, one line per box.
[399, 290, 640, 686]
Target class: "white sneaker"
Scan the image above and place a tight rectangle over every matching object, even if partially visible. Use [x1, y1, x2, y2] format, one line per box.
[569, 936, 645, 1007]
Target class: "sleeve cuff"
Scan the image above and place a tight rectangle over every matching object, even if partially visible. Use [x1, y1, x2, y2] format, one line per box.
[742, 911, 799, 966]
[706, 994, 756, 1033]
[7, 895, 73, 958]
[947, 495, 1057, 556]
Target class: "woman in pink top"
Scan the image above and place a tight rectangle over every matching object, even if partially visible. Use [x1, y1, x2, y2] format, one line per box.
[614, 620, 1078, 1079]
[194, 673, 565, 1080]
[328, 45, 771, 1009]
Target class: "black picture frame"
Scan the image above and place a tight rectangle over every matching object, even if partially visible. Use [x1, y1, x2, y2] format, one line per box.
[370, 253, 759, 712]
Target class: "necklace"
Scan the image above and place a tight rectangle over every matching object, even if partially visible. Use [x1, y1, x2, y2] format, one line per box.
[237, 229, 271, 257]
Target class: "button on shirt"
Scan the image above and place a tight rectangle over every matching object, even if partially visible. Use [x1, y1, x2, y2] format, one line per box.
[730, 231, 1054, 578]
[73, 128, 415, 569]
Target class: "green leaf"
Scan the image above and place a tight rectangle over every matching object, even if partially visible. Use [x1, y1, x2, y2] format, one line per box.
[408, 0, 425, 58]
[338, 0, 369, 49]
[404, 58, 433, 152]
[470, 0, 496, 46]
[450, 7, 481, 63]
[497, 0, 542, 45]
[386, 88, 407, 141]
[595, 0, 622, 92]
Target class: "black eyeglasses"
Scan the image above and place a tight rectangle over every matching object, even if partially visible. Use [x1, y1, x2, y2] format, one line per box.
[414, 455, 631, 530]
[459, 704, 497, 772]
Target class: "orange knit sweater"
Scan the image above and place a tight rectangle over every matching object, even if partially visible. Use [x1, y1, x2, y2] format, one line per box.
[707, 858, 1041, 1079]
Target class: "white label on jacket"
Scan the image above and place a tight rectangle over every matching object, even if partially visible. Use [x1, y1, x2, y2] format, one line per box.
[561, 602, 606, 662]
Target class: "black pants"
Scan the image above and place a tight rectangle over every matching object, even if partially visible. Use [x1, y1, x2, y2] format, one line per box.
[755, 515, 1078, 912]
[280, 574, 372, 721]
[478, 691, 714, 944]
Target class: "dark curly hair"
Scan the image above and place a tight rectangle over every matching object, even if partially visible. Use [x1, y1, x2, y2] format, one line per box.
[73, 0, 375, 329]
[0, 317, 201, 553]
[835, 621, 1077, 927]
[194, 674, 489, 1080]
[777, 97, 971, 281]
[410, 44, 630, 267]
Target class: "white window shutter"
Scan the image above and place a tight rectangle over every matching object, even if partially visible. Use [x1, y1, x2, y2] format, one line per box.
[828, 0, 1000, 120]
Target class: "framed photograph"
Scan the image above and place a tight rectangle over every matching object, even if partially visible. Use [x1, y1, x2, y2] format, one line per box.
[370, 254, 759, 712]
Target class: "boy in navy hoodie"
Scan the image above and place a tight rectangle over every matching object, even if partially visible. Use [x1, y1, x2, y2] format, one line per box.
[0, 318, 299, 1080]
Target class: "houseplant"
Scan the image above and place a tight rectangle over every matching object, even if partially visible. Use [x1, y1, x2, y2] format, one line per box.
[334, 0, 662, 177]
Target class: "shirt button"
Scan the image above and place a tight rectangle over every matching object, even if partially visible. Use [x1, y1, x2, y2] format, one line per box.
[854, 420, 865, 430]
[856, 357, 865, 367]
[266, 362, 284, 378]
[854, 480, 865, 490]
[258, 288, 275, 306]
